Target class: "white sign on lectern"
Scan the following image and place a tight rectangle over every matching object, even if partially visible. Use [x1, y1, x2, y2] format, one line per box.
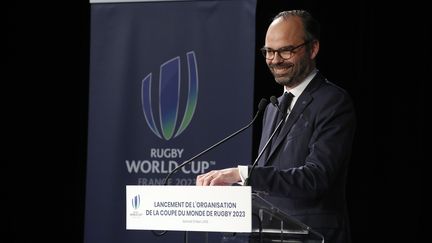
[126, 185, 252, 233]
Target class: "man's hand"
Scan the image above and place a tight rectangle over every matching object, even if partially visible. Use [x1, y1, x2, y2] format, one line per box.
[196, 168, 241, 186]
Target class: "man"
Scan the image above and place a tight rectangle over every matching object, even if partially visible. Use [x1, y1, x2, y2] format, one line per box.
[197, 10, 356, 243]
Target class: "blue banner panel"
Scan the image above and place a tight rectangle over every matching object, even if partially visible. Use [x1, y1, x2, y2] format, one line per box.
[85, 0, 256, 242]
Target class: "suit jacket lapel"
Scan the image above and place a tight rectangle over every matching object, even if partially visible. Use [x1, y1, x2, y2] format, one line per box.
[258, 106, 278, 166]
[265, 95, 312, 164]
[264, 73, 324, 166]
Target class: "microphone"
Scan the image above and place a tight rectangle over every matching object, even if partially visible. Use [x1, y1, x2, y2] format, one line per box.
[163, 98, 269, 185]
[244, 96, 286, 186]
[270, 95, 283, 114]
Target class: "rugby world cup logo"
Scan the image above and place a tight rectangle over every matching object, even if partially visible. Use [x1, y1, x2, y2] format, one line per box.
[132, 195, 140, 210]
[141, 51, 198, 140]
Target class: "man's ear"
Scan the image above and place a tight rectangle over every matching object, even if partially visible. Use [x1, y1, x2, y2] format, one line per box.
[310, 40, 320, 59]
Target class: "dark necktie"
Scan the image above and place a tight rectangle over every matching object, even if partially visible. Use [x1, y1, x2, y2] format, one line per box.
[276, 92, 294, 123]
[272, 92, 294, 145]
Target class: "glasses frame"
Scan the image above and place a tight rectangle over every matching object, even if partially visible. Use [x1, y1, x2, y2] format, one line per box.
[260, 41, 310, 60]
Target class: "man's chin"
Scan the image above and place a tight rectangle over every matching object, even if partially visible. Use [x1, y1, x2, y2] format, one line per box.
[274, 76, 292, 86]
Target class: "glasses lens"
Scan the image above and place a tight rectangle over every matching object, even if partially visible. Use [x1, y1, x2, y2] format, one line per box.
[279, 50, 293, 59]
[262, 49, 275, 60]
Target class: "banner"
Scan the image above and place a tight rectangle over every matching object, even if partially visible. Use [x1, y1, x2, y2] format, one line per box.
[85, 0, 256, 242]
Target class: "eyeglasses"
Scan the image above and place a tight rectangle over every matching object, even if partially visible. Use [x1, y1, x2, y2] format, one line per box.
[260, 41, 310, 60]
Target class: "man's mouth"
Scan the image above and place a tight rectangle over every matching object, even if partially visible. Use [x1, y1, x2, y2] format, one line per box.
[272, 64, 293, 75]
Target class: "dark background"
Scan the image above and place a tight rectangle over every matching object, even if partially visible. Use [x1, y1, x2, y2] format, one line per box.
[8, 1, 425, 243]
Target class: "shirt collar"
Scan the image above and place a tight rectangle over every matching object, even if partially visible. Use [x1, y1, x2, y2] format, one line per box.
[284, 68, 318, 98]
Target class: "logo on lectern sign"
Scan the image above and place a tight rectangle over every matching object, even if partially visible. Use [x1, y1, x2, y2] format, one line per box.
[132, 195, 140, 210]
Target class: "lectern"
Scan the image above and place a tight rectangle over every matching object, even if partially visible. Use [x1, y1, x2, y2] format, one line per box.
[245, 193, 323, 243]
[126, 186, 323, 242]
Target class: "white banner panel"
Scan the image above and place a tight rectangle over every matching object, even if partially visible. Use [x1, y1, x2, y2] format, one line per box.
[126, 185, 252, 232]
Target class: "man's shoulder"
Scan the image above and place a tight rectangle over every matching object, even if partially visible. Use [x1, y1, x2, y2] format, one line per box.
[307, 75, 355, 110]
[311, 73, 352, 99]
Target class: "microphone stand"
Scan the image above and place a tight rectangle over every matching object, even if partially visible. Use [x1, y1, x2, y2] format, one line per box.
[163, 98, 268, 185]
[244, 114, 286, 186]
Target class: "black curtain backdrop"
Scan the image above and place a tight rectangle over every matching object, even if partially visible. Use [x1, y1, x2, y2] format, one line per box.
[8, 1, 425, 243]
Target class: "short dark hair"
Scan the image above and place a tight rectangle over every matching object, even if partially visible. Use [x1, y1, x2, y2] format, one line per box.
[273, 10, 320, 42]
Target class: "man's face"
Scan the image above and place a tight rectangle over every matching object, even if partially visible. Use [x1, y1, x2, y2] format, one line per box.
[264, 16, 317, 88]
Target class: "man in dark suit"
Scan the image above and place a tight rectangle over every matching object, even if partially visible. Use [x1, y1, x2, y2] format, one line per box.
[197, 10, 356, 243]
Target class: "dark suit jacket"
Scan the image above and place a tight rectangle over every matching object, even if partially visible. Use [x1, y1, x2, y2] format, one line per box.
[249, 72, 356, 243]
